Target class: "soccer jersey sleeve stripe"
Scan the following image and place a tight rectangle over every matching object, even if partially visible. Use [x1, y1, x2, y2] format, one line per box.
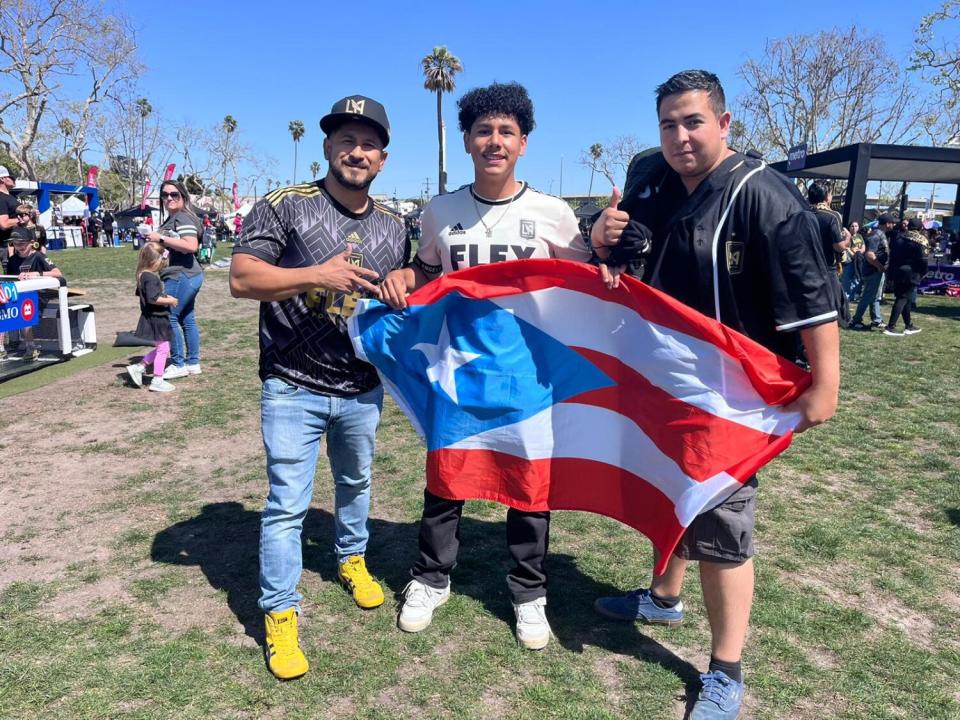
[775, 310, 838, 332]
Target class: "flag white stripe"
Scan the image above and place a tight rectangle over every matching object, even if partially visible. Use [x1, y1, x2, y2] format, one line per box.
[488, 287, 799, 436]
[448, 403, 743, 526]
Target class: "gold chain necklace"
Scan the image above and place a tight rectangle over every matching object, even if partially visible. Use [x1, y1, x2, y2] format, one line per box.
[472, 183, 521, 238]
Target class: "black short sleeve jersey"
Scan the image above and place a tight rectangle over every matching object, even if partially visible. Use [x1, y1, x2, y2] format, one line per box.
[812, 206, 843, 267]
[8, 251, 58, 277]
[639, 152, 838, 362]
[233, 180, 410, 396]
[0, 193, 17, 245]
[863, 229, 889, 276]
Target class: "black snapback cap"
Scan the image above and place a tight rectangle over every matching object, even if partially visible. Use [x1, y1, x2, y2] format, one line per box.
[319, 95, 390, 147]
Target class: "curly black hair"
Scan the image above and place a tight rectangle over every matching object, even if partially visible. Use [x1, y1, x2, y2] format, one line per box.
[457, 82, 536, 135]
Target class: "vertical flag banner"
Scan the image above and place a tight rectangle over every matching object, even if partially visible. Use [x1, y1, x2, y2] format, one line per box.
[140, 179, 152, 209]
[349, 259, 811, 573]
[163, 163, 176, 182]
[232, 182, 240, 210]
[85, 166, 99, 188]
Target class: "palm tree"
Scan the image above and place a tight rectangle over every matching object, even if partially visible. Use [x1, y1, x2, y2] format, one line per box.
[135, 98, 152, 204]
[222, 115, 237, 211]
[57, 118, 74, 154]
[421, 46, 463, 195]
[587, 143, 603, 198]
[288, 120, 305, 184]
[310, 161, 321, 180]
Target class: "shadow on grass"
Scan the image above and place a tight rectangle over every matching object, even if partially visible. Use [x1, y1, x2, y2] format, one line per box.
[946, 508, 960, 527]
[151, 502, 700, 699]
[916, 302, 960, 321]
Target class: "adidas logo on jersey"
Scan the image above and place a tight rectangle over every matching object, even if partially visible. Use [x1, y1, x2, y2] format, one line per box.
[345, 231, 363, 246]
[448, 222, 466, 235]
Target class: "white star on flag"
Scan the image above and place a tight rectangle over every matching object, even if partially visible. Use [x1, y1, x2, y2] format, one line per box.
[413, 317, 481, 404]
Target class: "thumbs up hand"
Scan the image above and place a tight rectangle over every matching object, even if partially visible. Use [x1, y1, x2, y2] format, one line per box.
[590, 187, 630, 257]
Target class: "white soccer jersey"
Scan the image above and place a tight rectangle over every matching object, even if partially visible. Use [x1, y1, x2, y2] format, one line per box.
[416, 183, 591, 273]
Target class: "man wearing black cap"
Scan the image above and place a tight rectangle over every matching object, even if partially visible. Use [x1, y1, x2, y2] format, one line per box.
[230, 95, 409, 680]
[850, 213, 896, 330]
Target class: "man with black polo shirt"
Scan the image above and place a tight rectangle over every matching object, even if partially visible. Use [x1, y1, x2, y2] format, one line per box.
[230, 95, 409, 680]
[807, 180, 849, 325]
[591, 70, 839, 719]
[0, 166, 19, 273]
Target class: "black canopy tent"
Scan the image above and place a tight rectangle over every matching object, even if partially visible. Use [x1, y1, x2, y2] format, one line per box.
[769, 142, 960, 227]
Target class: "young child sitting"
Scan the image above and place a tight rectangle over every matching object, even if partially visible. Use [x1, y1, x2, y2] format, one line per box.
[7, 227, 64, 361]
[125, 241, 179, 392]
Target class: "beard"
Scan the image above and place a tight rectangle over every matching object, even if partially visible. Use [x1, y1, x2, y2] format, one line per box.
[330, 160, 377, 191]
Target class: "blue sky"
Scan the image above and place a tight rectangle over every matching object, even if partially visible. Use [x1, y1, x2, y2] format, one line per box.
[122, 0, 941, 199]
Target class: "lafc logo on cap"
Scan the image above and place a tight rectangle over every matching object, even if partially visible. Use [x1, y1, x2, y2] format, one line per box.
[346, 98, 366, 114]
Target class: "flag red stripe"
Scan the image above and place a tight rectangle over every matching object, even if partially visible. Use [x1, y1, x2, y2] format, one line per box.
[567, 348, 787, 482]
[405, 259, 810, 406]
[427, 448, 686, 574]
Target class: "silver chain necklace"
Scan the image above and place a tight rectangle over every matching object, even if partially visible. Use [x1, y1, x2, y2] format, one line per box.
[472, 183, 521, 238]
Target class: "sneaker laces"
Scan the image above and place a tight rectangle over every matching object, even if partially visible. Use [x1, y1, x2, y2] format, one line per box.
[699, 671, 734, 706]
[269, 615, 299, 656]
[515, 598, 547, 626]
[402, 580, 436, 609]
[343, 556, 377, 592]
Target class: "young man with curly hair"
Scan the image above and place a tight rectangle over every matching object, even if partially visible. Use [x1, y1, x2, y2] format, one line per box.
[381, 82, 591, 650]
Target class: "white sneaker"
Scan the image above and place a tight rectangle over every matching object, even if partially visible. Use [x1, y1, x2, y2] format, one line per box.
[513, 597, 551, 650]
[149, 378, 175, 393]
[164, 365, 189, 379]
[125, 363, 145, 387]
[398, 579, 450, 632]
[186, 363, 202, 375]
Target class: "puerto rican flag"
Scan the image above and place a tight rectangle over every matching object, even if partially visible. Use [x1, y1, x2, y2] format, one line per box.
[349, 259, 810, 573]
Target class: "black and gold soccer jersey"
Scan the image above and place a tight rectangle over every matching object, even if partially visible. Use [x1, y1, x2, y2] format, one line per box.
[233, 180, 409, 396]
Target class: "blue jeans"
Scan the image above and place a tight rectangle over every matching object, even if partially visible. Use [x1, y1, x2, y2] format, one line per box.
[852, 271, 884, 324]
[840, 263, 860, 301]
[164, 272, 204, 366]
[258, 377, 384, 614]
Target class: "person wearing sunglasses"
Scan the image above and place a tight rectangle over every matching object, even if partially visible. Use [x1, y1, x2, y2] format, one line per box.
[146, 180, 204, 378]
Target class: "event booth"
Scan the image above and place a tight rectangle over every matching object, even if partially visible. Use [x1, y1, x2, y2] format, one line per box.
[0, 276, 97, 382]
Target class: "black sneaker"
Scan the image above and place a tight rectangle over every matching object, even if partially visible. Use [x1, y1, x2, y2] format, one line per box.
[849, 322, 872, 331]
[871, 320, 885, 328]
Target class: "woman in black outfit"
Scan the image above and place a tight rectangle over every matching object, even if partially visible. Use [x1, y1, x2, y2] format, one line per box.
[884, 218, 929, 336]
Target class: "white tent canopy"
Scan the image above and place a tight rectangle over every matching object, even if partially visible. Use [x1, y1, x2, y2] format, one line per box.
[60, 195, 88, 217]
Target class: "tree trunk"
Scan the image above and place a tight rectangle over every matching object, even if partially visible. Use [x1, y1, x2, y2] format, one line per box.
[437, 90, 445, 195]
[293, 142, 298, 186]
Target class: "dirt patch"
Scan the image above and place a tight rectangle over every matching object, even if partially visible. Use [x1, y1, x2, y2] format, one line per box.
[0, 272, 260, 612]
[782, 566, 935, 651]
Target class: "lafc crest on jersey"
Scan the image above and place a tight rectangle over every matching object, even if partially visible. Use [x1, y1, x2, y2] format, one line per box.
[305, 250, 366, 319]
[726, 239, 744, 275]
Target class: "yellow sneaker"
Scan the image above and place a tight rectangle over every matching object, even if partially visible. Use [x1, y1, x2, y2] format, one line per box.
[338, 555, 385, 609]
[264, 608, 309, 680]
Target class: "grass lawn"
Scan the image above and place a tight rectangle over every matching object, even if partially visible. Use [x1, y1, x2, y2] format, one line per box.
[0, 248, 958, 719]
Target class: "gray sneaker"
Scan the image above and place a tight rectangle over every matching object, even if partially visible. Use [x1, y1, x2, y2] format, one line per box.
[149, 378, 175, 393]
[513, 597, 552, 650]
[126, 363, 145, 387]
[164, 365, 189, 379]
[398, 579, 449, 632]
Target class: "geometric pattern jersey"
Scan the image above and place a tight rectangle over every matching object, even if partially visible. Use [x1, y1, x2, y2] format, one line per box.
[234, 179, 409, 396]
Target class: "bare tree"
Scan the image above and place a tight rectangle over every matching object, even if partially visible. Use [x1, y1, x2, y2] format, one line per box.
[911, 1, 960, 145]
[91, 89, 168, 206]
[578, 135, 645, 190]
[734, 27, 931, 159]
[0, 0, 141, 179]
